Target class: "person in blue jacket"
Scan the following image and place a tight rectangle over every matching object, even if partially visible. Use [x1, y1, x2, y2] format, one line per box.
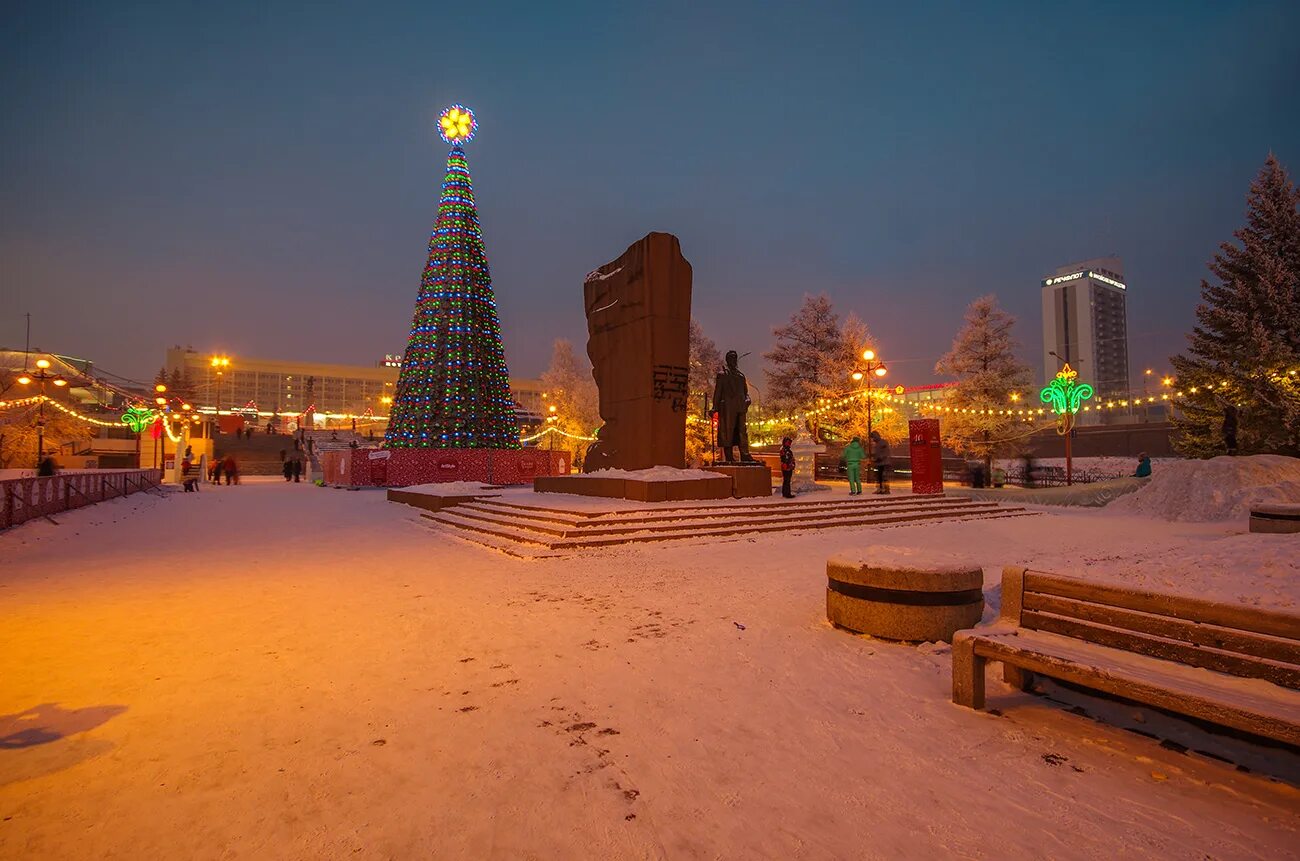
[1134, 452, 1152, 478]
[843, 436, 866, 495]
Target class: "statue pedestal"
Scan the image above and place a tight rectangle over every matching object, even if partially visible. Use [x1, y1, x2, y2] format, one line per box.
[535, 474, 732, 502]
[706, 464, 772, 498]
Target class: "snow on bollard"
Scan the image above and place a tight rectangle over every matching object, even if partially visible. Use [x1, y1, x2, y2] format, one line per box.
[826, 550, 984, 643]
[1249, 503, 1300, 534]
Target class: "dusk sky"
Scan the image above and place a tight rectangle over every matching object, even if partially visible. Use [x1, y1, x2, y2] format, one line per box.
[3, 1, 1297, 390]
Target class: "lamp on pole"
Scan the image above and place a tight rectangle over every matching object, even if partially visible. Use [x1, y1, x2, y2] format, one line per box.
[210, 355, 230, 417]
[546, 404, 558, 451]
[849, 348, 888, 442]
[16, 358, 69, 468]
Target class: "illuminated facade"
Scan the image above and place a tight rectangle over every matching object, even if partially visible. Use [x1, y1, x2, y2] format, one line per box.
[1040, 258, 1130, 399]
[163, 347, 546, 421]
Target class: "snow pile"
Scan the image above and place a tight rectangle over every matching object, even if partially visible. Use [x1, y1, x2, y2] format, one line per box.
[401, 481, 500, 496]
[1107, 455, 1300, 521]
[582, 466, 727, 481]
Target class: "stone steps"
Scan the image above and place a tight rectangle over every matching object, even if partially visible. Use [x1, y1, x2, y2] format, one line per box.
[422, 494, 1035, 555]
[455, 497, 1011, 539]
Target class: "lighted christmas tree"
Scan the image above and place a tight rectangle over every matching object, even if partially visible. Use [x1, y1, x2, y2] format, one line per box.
[385, 105, 520, 449]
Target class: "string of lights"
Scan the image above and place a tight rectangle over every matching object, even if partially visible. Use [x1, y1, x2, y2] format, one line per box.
[0, 394, 123, 427]
[519, 425, 598, 444]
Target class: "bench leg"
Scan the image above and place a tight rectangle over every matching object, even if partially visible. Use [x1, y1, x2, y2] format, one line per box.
[1003, 664, 1033, 691]
[952, 638, 986, 709]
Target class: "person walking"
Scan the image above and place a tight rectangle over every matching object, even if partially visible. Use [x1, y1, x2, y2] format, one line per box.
[779, 436, 795, 499]
[212, 457, 224, 485]
[282, 457, 293, 482]
[181, 453, 199, 492]
[843, 436, 866, 495]
[870, 430, 891, 494]
[222, 454, 238, 485]
[291, 452, 303, 483]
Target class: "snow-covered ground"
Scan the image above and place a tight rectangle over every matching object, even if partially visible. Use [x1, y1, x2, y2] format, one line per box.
[1, 478, 1298, 859]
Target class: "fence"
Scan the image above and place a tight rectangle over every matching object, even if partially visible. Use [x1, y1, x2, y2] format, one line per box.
[1, 469, 163, 530]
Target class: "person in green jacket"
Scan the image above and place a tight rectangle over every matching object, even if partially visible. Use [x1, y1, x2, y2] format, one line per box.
[843, 436, 867, 495]
[1134, 452, 1152, 478]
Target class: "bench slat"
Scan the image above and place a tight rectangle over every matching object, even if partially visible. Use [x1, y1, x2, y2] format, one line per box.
[967, 632, 1300, 746]
[1022, 610, 1300, 689]
[1023, 592, 1300, 665]
[1024, 572, 1300, 641]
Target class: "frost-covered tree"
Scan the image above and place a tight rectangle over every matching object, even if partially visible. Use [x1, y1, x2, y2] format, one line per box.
[764, 294, 844, 440]
[1171, 155, 1300, 457]
[934, 295, 1033, 475]
[0, 373, 90, 468]
[539, 339, 600, 468]
[686, 319, 723, 466]
[822, 313, 907, 445]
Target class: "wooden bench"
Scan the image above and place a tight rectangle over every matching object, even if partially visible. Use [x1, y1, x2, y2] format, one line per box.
[952, 567, 1300, 746]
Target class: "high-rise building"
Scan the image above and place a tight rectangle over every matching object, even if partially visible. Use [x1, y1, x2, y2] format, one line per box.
[1040, 257, 1130, 398]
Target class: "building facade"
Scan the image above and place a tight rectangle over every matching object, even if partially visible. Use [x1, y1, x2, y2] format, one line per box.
[164, 347, 547, 422]
[1040, 257, 1130, 398]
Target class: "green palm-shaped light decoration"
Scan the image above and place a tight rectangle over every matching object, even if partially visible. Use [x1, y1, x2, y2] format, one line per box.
[121, 405, 156, 433]
[1040, 364, 1093, 434]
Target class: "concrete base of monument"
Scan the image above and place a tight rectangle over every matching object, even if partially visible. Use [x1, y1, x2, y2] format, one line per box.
[534, 467, 733, 502]
[704, 464, 773, 498]
[321, 447, 570, 488]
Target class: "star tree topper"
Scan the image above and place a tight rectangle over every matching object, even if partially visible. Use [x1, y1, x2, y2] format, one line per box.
[438, 105, 476, 145]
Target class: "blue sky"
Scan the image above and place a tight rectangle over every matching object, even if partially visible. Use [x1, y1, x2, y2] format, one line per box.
[2, 1, 1297, 387]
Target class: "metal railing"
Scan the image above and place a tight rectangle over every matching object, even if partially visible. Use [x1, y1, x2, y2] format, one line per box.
[1, 469, 162, 530]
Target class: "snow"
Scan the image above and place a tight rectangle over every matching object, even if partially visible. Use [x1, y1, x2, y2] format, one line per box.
[581, 465, 727, 481]
[583, 265, 623, 283]
[1, 477, 1298, 858]
[401, 481, 501, 497]
[1107, 454, 1300, 521]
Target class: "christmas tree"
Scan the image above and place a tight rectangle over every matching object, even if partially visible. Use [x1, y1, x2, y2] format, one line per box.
[1170, 155, 1300, 457]
[385, 106, 520, 450]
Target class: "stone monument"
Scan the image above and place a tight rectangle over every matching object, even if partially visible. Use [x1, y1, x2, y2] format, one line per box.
[582, 232, 692, 472]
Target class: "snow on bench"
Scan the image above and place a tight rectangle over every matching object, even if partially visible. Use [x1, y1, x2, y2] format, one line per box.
[951, 567, 1300, 746]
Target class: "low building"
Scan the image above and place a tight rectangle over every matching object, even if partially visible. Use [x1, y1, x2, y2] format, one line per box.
[164, 347, 547, 423]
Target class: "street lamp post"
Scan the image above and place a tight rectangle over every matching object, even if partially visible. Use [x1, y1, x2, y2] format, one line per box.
[546, 404, 558, 451]
[16, 358, 69, 469]
[210, 355, 230, 419]
[849, 349, 888, 443]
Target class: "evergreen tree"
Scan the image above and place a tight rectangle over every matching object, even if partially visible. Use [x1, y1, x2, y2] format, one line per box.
[385, 107, 519, 449]
[687, 319, 722, 465]
[154, 367, 168, 388]
[934, 295, 1033, 475]
[764, 294, 844, 440]
[538, 339, 599, 468]
[1171, 155, 1300, 456]
[168, 369, 184, 400]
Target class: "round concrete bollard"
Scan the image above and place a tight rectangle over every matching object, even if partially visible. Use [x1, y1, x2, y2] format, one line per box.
[826, 553, 984, 643]
[1249, 503, 1300, 534]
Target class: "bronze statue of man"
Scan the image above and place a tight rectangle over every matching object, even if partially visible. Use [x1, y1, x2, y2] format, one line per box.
[712, 350, 752, 463]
